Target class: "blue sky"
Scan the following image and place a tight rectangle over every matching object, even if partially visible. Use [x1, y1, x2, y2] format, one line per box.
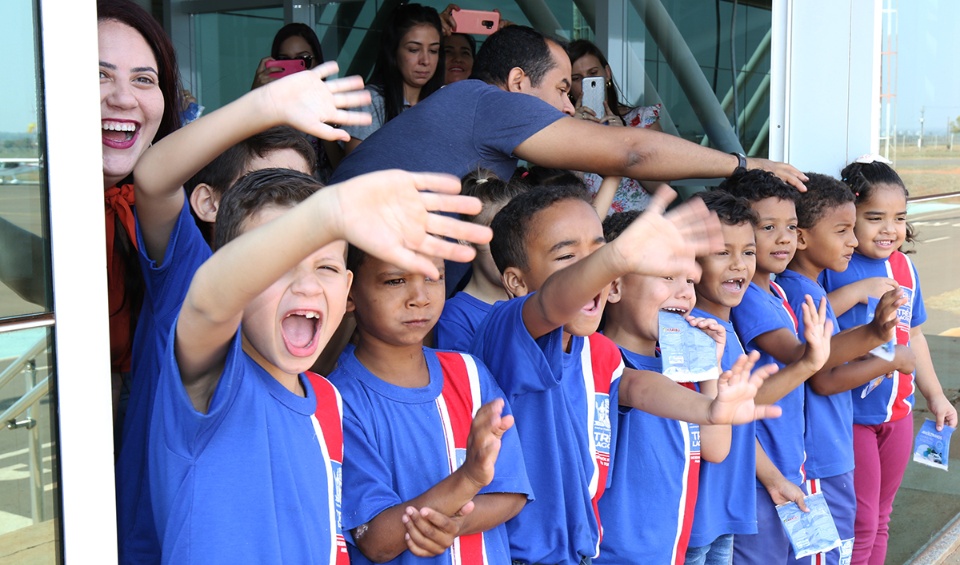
[1, 1, 957, 135]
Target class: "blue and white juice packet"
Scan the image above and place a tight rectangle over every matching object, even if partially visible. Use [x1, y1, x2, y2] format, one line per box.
[776, 492, 842, 558]
[913, 419, 954, 471]
[658, 312, 720, 383]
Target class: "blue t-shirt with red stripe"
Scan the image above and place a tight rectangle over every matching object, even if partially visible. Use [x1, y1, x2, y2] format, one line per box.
[471, 294, 624, 565]
[596, 349, 700, 565]
[151, 326, 347, 564]
[775, 269, 851, 479]
[687, 308, 758, 546]
[731, 281, 807, 486]
[329, 345, 531, 565]
[821, 251, 926, 425]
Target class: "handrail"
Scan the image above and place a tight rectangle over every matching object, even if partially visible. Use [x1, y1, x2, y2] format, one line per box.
[0, 376, 49, 427]
[0, 336, 48, 391]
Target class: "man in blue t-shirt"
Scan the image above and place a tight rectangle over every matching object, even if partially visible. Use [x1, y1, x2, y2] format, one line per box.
[332, 26, 806, 193]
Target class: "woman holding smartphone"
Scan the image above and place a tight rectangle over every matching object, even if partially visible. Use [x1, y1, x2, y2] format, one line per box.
[343, 3, 444, 155]
[568, 39, 668, 214]
[250, 23, 324, 89]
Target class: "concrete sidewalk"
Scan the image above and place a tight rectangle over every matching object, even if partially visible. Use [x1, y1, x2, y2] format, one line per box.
[888, 335, 960, 564]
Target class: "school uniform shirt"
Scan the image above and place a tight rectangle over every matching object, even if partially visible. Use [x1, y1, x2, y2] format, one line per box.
[117, 202, 212, 564]
[434, 292, 494, 353]
[687, 308, 758, 547]
[821, 251, 926, 425]
[775, 269, 851, 480]
[471, 294, 624, 565]
[731, 281, 807, 486]
[150, 326, 346, 564]
[328, 345, 531, 565]
[596, 349, 700, 565]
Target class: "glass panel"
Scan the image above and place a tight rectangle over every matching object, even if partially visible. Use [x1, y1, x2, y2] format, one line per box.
[192, 7, 284, 112]
[0, 326, 59, 562]
[880, 0, 960, 198]
[633, 0, 772, 154]
[0, 0, 51, 319]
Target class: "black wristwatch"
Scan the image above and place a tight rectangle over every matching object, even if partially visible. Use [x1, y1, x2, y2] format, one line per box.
[731, 152, 747, 174]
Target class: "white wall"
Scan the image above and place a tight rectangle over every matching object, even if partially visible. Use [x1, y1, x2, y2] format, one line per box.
[772, 0, 881, 177]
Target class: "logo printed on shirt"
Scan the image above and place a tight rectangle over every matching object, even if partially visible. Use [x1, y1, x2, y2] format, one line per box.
[594, 393, 612, 458]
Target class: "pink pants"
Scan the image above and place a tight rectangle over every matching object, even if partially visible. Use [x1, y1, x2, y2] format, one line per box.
[851, 417, 915, 565]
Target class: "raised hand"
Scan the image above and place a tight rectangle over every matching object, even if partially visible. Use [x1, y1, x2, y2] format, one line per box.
[870, 286, 907, 342]
[708, 350, 782, 425]
[611, 187, 724, 280]
[331, 171, 492, 279]
[460, 399, 513, 490]
[257, 61, 372, 143]
[799, 295, 832, 372]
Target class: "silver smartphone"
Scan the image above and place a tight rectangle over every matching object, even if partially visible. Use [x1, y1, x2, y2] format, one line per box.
[581, 76, 606, 118]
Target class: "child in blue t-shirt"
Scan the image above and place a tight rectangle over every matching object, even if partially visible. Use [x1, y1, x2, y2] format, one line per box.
[775, 172, 915, 565]
[719, 170, 901, 565]
[148, 166, 492, 564]
[119, 64, 344, 564]
[435, 169, 526, 352]
[685, 190, 830, 565]
[823, 158, 957, 565]
[328, 248, 530, 565]
[471, 183, 784, 565]
[597, 210, 733, 565]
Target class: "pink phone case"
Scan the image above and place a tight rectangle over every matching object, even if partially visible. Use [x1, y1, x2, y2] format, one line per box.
[267, 59, 306, 79]
[452, 9, 500, 35]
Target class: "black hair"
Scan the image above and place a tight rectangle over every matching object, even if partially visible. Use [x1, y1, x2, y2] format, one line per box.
[371, 3, 444, 122]
[567, 39, 628, 118]
[185, 126, 317, 197]
[214, 168, 321, 250]
[473, 25, 562, 88]
[602, 210, 641, 242]
[346, 244, 366, 276]
[459, 168, 526, 222]
[271, 22, 324, 67]
[718, 168, 798, 203]
[490, 183, 591, 274]
[516, 166, 587, 190]
[185, 126, 317, 243]
[841, 159, 916, 247]
[697, 190, 758, 226]
[795, 172, 855, 229]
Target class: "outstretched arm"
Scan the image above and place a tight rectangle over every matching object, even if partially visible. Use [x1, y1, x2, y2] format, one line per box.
[177, 171, 489, 411]
[134, 61, 371, 262]
[352, 399, 515, 562]
[515, 118, 808, 191]
[619, 351, 781, 426]
[826, 277, 897, 317]
[522, 189, 722, 339]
